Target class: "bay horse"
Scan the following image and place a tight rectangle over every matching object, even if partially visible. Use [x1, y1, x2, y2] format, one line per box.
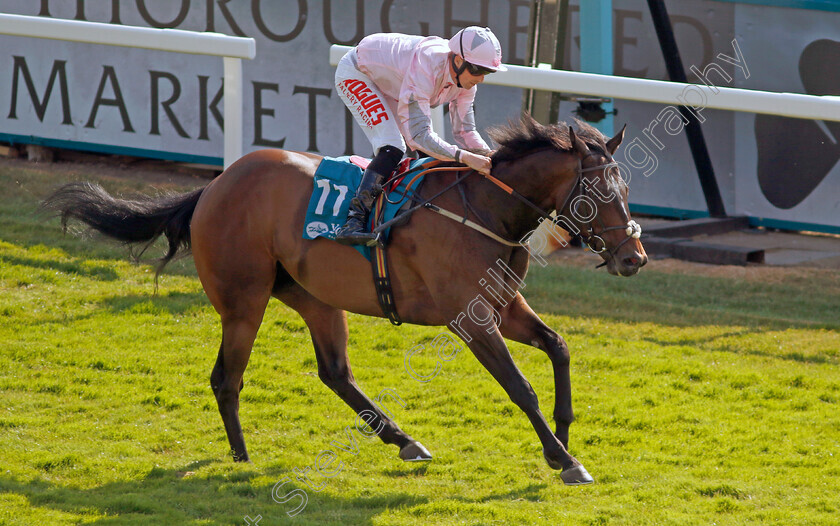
[44, 116, 646, 485]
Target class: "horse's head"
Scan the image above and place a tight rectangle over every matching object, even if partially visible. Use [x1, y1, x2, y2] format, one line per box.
[489, 116, 647, 276]
[559, 123, 647, 276]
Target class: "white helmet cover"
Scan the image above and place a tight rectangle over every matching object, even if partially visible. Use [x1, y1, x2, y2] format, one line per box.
[448, 26, 507, 72]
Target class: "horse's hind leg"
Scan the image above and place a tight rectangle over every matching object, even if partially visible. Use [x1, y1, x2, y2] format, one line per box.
[273, 283, 432, 462]
[202, 261, 273, 462]
[213, 302, 270, 462]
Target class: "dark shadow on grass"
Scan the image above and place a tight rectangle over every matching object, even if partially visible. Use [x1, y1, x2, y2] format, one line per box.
[718, 346, 834, 365]
[442, 482, 547, 504]
[6, 292, 210, 330]
[102, 292, 210, 315]
[1, 230, 198, 280]
[0, 253, 119, 281]
[478, 482, 547, 503]
[383, 465, 547, 504]
[25, 214, 198, 279]
[640, 329, 754, 348]
[382, 464, 429, 477]
[0, 460, 427, 525]
[641, 329, 837, 365]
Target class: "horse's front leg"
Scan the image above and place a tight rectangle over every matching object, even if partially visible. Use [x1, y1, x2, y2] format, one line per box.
[498, 293, 574, 449]
[457, 317, 592, 485]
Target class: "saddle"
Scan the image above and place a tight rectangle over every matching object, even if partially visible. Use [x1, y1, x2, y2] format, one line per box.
[303, 156, 435, 255]
[347, 155, 414, 193]
[304, 155, 440, 325]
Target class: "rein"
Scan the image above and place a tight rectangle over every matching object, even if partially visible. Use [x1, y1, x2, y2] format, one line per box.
[371, 163, 523, 247]
[371, 163, 473, 235]
[371, 154, 642, 267]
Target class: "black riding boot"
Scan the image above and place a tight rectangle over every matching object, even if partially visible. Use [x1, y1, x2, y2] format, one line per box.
[335, 145, 403, 246]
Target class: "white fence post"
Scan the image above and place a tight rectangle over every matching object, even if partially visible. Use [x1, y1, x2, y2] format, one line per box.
[223, 57, 244, 169]
[430, 106, 446, 138]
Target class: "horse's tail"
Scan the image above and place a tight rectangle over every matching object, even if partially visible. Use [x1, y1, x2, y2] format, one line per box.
[42, 182, 205, 275]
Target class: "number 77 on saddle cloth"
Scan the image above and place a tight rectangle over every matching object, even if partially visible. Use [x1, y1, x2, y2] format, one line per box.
[302, 156, 433, 260]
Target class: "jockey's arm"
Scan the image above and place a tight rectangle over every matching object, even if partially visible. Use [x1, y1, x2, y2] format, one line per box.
[403, 95, 492, 174]
[449, 96, 491, 153]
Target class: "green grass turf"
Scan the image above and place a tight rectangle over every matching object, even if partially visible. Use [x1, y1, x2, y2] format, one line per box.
[1, 159, 838, 525]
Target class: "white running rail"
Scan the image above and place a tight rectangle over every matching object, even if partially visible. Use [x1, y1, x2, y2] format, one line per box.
[330, 44, 840, 123]
[0, 13, 257, 168]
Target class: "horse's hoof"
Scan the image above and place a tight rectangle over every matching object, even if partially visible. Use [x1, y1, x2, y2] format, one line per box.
[399, 442, 432, 462]
[560, 465, 594, 486]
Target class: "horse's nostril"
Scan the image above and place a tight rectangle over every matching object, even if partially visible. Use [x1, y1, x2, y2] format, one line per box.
[623, 256, 639, 267]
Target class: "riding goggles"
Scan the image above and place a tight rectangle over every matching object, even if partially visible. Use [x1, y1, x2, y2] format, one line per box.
[464, 62, 496, 76]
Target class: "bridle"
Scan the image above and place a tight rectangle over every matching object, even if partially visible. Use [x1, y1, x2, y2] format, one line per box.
[567, 155, 642, 266]
[479, 152, 642, 266]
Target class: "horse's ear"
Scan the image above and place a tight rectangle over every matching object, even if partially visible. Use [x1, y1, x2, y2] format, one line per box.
[606, 124, 627, 155]
[569, 126, 590, 157]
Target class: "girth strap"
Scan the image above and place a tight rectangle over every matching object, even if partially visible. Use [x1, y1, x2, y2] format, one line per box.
[369, 191, 401, 325]
[372, 243, 401, 325]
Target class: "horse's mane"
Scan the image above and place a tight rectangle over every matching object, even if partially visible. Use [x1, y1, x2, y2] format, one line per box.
[489, 114, 608, 165]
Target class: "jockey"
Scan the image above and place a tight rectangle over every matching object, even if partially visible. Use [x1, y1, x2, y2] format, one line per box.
[333, 26, 507, 246]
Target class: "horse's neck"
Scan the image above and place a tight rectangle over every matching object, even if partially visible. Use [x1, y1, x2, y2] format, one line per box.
[467, 150, 576, 243]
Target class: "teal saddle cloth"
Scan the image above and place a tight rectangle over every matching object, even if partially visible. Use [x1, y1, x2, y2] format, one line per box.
[303, 156, 434, 260]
